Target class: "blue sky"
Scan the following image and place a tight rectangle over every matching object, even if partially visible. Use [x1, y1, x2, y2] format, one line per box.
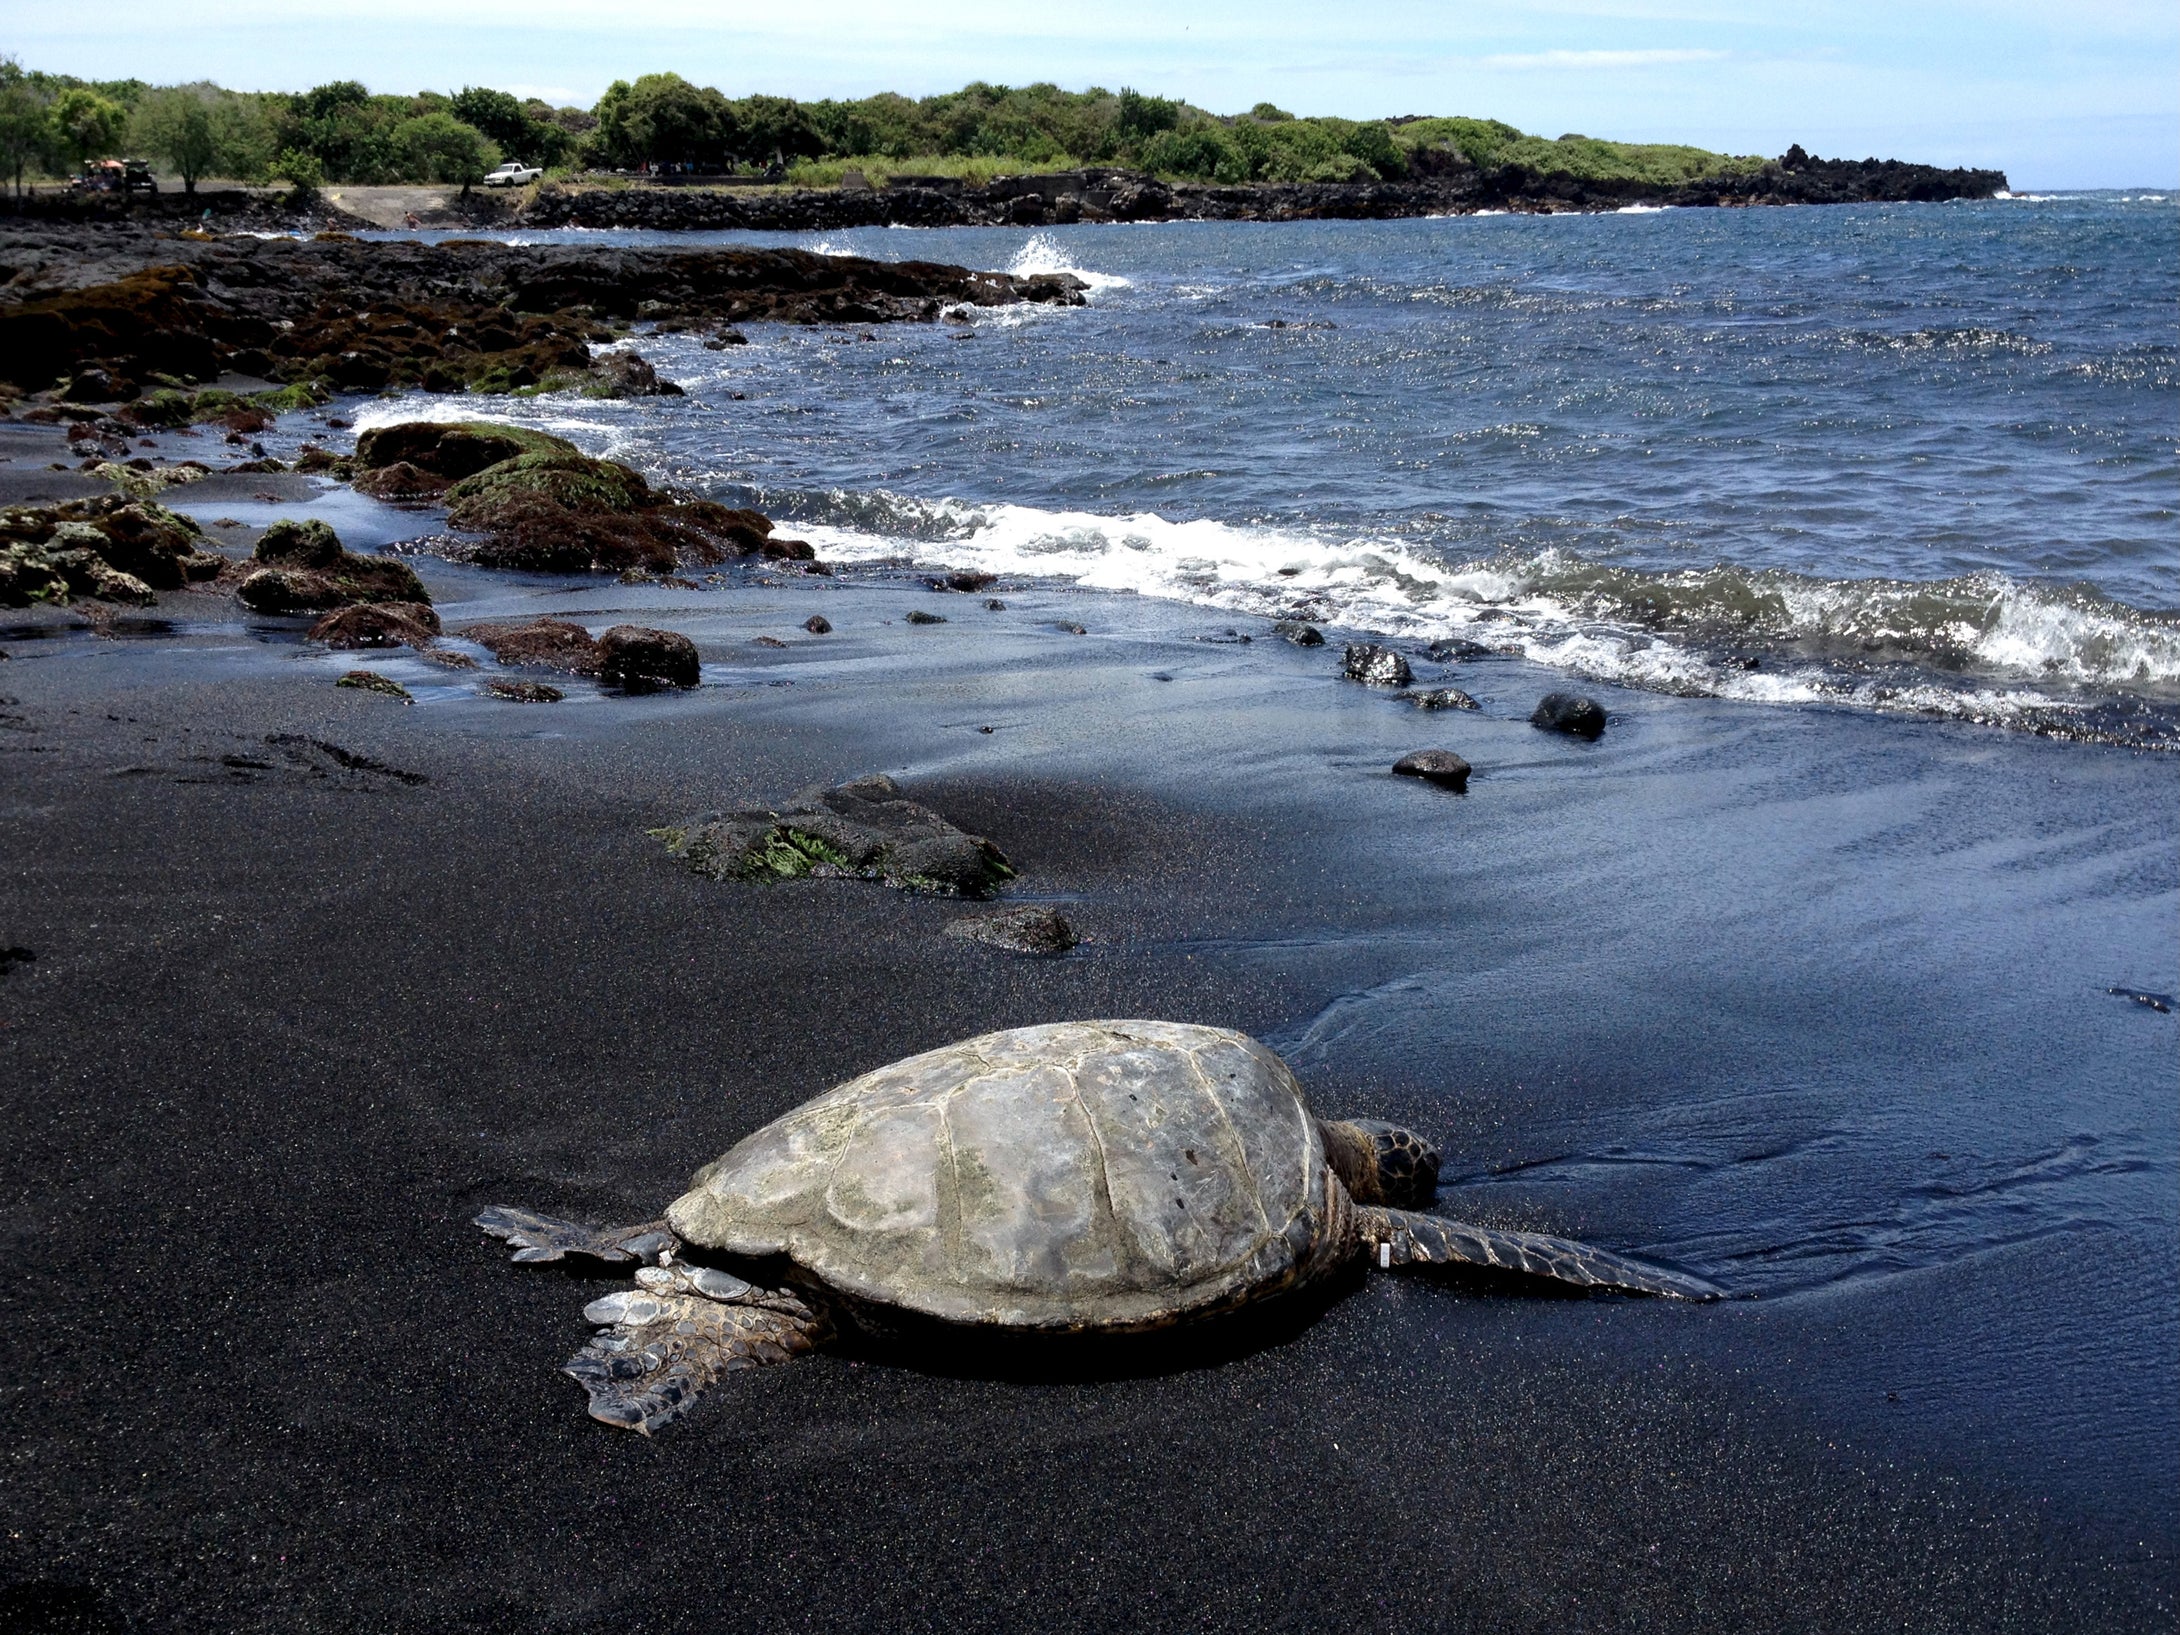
[9, 0, 2175, 186]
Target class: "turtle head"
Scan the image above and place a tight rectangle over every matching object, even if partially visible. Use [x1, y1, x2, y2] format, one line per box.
[1318, 1118, 1441, 1208]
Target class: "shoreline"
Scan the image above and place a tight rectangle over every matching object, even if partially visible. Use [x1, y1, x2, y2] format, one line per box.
[3, 149, 2010, 237]
[1, 205, 2173, 1630]
[1, 549, 2172, 1630]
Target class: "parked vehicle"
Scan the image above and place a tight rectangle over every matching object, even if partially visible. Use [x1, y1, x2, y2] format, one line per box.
[69, 159, 158, 195]
[483, 162, 544, 188]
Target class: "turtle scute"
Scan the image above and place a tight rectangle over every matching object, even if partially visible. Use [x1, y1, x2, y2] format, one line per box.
[665, 1021, 1338, 1330]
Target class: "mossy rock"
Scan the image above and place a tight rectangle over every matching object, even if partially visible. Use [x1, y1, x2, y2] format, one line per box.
[444, 449, 653, 520]
[354, 421, 576, 479]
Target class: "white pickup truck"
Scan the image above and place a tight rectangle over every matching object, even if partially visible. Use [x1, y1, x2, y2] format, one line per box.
[482, 162, 544, 188]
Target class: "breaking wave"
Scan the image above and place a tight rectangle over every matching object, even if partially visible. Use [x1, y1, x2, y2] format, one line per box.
[773, 489, 2180, 746]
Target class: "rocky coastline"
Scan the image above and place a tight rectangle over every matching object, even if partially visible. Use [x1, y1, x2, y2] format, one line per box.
[0, 227, 1087, 404]
[3, 146, 2009, 238]
[506, 149, 2011, 231]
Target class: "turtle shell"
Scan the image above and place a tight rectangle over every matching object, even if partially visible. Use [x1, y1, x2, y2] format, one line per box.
[665, 1020, 1336, 1329]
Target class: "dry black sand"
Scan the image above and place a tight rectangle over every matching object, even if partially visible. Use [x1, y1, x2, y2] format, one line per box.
[0, 557, 2173, 1632]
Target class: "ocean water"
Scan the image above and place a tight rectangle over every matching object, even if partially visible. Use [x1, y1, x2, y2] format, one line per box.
[374, 190, 2179, 745]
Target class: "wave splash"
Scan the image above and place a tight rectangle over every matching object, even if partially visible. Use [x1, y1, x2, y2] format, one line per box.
[774, 489, 2180, 746]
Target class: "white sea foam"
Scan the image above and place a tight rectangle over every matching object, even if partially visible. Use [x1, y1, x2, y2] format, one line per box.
[1006, 233, 1132, 293]
[782, 492, 2180, 734]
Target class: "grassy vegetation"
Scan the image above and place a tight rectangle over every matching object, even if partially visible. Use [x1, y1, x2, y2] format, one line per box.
[1, 56, 1763, 193]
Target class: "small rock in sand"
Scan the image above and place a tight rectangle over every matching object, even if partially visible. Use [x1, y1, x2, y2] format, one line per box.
[804, 614, 832, 634]
[599, 624, 700, 690]
[336, 670, 413, 703]
[985, 598, 1006, 611]
[904, 609, 947, 626]
[1343, 643, 1411, 687]
[481, 679, 564, 703]
[754, 636, 789, 649]
[460, 617, 602, 674]
[1392, 750, 1471, 791]
[947, 904, 1079, 956]
[1531, 692, 1607, 739]
[1274, 620, 1325, 647]
[309, 602, 441, 650]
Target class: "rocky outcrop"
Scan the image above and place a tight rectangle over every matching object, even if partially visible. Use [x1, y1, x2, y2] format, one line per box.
[598, 624, 699, 690]
[655, 773, 1014, 898]
[0, 496, 224, 607]
[236, 519, 429, 614]
[507, 152, 2006, 233]
[356, 420, 813, 576]
[0, 230, 1090, 401]
[309, 602, 441, 648]
[459, 616, 605, 674]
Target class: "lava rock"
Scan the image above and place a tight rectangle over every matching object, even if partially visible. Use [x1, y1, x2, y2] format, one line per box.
[1409, 688, 1479, 711]
[481, 678, 564, 703]
[236, 520, 428, 614]
[1343, 643, 1412, 687]
[1392, 750, 1472, 791]
[1531, 692, 1608, 739]
[657, 773, 1013, 898]
[308, 602, 442, 649]
[947, 904, 1080, 955]
[940, 570, 996, 592]
[1426, 637, 1494, 662]
[598, 624, 700, 690]
[588, 349, 684, 398]
[803, 614, 832, 634]
[1274, 620, 1326, 646]
[336, 670, 413, 702]
[459, 617, 603, 674]
[904, 609, 947, 625]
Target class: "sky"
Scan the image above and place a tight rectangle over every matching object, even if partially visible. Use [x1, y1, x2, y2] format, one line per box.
[7, 0, 2175, 187]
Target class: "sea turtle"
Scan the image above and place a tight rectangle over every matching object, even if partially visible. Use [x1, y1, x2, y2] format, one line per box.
[480, 1019, 1718, 1433]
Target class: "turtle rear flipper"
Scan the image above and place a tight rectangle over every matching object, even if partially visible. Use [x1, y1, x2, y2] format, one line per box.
[1366, 1208, 1720, 1300]
[568, 1281, 826, 1434]
[474, 1205, 678, 1264]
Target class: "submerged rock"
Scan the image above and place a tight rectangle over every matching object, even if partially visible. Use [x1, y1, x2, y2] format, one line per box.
[656, 773, 1014, 898]
[1343, 643, 1412, 687]
[947, 904, 1079, 955]
[598, 624, 699, 690]
[1392, 750, 1472, 791]
[1274, 620, 1325, 647]
[1531, 692, 1608, 739]
[1409, 688, 1479, 711]
[904, 609, 947, 626]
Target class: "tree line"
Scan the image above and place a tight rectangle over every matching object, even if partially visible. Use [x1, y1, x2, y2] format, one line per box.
[0, 59, 1757, 196]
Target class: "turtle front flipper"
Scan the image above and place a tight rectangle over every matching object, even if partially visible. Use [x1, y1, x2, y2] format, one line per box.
[1361, 1208, 1721, 1300]
[474, 1205, 679, 1264]
[566, 1265, 828, 1435]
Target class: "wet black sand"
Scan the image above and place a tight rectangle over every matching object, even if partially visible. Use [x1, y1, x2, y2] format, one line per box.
[0, 550, 2173, 1631]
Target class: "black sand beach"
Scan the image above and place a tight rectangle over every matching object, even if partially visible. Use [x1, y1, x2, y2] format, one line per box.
[1, 524, 2172, 1629]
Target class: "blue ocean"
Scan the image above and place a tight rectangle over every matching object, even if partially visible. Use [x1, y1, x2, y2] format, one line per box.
[381, 190, 2179, 746]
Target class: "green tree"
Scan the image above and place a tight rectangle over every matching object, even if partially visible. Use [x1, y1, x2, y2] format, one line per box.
[0, 56, 56, 199]
[51, 86, 124, 170]
[589, 73, 732, 168]
[393, 111, 498, 194]
[131, 85, 218, 194]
